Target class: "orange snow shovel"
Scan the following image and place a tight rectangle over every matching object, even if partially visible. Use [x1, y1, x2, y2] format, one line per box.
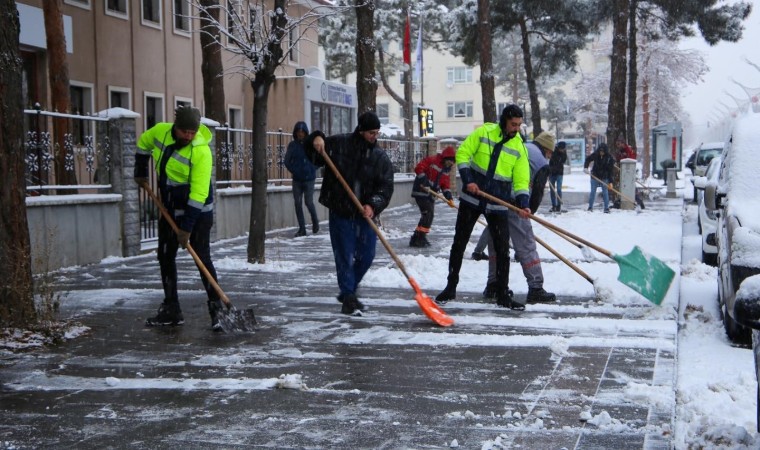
[322, 153, 453, 327]
[141, 184, 256, 332]
[477, 191, 674, 305]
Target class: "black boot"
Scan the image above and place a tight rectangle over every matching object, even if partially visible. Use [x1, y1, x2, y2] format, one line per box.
[471, 251, 489, 261]
[207, 300, 224, 332]
[496, 289, 524, 310]
[294, 228, 307, 238]
[340, 293, 365, 315]
[420, 232, 431, 247]
[409, 231, 426, 248]
[482, 282, 498, 299]
[435, 284, 457, 304]
[526, 287, 557, 304]
[145, 301, 184, 327]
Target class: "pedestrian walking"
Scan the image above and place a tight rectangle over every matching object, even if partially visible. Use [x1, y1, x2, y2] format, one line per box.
[409, 146, 456, 247]
[584, 143, 616, 213]
[482, 132, 557, 306]
[303, 111, 395, 315]
[435, 105, 531, 310]
[284, 121, 320, 237]
[134, 106, 224, 331]
[548, 141, 568, 213]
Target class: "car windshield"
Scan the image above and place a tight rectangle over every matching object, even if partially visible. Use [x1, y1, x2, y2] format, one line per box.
[697, 148, 721, 166]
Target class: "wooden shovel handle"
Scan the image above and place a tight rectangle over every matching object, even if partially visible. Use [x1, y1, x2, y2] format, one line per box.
[534, 236, 594, 284]
[424, 187, 488, 227]
[589, 172, 637, 206]
[141, 184, 232, 308]
[476, 191, 613, 258]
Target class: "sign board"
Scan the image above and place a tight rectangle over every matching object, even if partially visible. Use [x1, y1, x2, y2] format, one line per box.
[418, 108, 434, 137]
[651, 121, 682, 179]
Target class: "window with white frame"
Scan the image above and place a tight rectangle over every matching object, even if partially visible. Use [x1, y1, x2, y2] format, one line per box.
[377, 104, 389, 124]
[447, 101, 473, 119]
[70, 82, 94, 145]
[144, 93, 164, 129]
[65, 0, 91, 9]
[142, 0, 161, 26]
[287, 24, 298, 63]
[226, 0, 240, 46]
[447, 67, 473, 85]
[106, 0, 128, 17]
[108, 86, 131, 109]
[174, 97, 193, 111]
[228, 107, 242, 129]
[173, 0, 190, 32]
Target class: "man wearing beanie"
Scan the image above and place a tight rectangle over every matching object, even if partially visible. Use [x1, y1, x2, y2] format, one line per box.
[435, 104, 530, 310]
[134, 106, 225, 331]
[303, 111, 394, 315]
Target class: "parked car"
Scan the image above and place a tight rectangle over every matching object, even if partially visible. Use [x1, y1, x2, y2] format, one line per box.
[688, 141, 724, 201]
[693, 155, 722, 266]
[704, 116, 760, 346]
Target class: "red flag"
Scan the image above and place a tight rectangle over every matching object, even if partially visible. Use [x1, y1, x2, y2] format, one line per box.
[403, 13, 411, 67]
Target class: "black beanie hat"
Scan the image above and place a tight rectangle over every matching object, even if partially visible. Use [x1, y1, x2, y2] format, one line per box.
[357, 111, 381, 132]
[175, 106, 201, 131]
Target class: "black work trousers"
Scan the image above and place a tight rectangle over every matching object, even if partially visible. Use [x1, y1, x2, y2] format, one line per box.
[415, 196, 435, 230]
[157, 211, 219, 305]
[446, 202, 511, 297]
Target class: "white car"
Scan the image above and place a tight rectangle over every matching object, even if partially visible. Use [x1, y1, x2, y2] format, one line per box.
[693, 155, 722, 266]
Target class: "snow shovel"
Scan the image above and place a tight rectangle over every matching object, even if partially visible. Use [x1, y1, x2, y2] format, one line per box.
[534, 236, 594, 285]
[477, 191, 674, 305]
[322, 153, 453, 327]
[141, 184, 256, 332]
[589, 173, 640, 211]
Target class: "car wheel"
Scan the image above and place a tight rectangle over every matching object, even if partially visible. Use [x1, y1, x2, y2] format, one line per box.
[702, 251, 717, 267]
[723, 302, 751, 347]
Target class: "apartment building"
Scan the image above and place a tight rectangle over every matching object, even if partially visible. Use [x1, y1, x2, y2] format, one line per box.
[15, 0, 356, 137]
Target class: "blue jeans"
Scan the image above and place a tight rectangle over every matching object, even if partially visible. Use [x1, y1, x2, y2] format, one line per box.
[549, 174, 563, 208]
[588, 178, 610, 210]
[292, 179, 319, 230]
[328, 211, 377, 297]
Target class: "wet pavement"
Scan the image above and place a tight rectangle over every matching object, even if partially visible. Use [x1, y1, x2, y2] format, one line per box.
[0, 194, 682, 449]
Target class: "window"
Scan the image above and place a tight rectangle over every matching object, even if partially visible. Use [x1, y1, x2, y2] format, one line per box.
[174, 97, 193, 110]
[447, 67, 473, 84]
[399, 102, 420, 122]
[173, 0, 190, 32]
[228, 107, 242, 129]
[377, 104, 389, 124]
[226, 0, 239, 46]
[106, 0, 128, 17]
[144, 93, 164, 129]
[287, 25, 298, 63]
[70, 83, 94, 145]
[65, 0, 91, 9]
[108, 86, 131, 109]
[142, 0, 161, 26]
[447, 101, 473, 119]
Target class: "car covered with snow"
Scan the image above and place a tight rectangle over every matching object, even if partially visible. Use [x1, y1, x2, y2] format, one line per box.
[692, 155, 722, 266]
[704, 113, 760, 345]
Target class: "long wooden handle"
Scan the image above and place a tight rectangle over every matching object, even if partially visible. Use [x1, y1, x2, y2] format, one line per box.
[547, 179, 563, 205]
[424, 187, 488, 227]
[534, 236, 594, 284]
[476, 190, 613, 258]
[589, 172, 637, 206]
[141, 184, 232, 307]
[320, 150, 414, 282]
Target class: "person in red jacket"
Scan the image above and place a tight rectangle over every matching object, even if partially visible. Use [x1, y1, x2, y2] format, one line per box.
[409, 146, 456, 247]
[615, 137, 636, 162]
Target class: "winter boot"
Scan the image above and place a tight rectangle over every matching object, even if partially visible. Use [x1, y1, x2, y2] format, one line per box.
[496, 289, 524, 310]
[420, 232, 431, 247]
[207, 299, 224, 332]
[313, 223, 320, 234]
[294, 228, 307, 238]
[340, 293, 365, 315]
[482, 282, 498, 299]
[526, 287, 557, 304]
[145, 301, 184, 327]
[471, 251, 489, 261]
[435, 284, 457, 304]
[409, 231, 426, 248]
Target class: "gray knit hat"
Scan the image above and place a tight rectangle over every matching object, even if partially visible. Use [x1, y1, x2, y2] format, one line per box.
[174, 106, 201, 131]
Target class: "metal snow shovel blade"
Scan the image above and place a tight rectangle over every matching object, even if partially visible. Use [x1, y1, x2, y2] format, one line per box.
[141, 184, 256, 332]
[322, 152, 453, 327]
[477, 191, 675, 305]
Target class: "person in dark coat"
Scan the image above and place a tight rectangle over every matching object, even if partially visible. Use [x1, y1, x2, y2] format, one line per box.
[548, 141, 568, 212]
[284, 121, 319, 237]
[409, 146, 456, 248]
[303, 112, 395, 315]
[584, 143, 616, 213]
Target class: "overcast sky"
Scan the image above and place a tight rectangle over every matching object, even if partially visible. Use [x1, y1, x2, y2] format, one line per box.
[679, 6, 760, 146]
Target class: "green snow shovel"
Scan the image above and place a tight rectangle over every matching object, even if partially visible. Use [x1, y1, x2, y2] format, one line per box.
[477, 191, 675, 305]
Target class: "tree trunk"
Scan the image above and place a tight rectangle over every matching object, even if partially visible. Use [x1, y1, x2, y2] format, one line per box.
[198, 0, 227, 179]
[606, 0, 628, 148]
[477, 0, 496, 123]
[0, 0, 36, 327]
[42, 0, 76, 190]
[642, 77, 651, 179]
[626, 0, 638, 154]
[355, 0, 377, 115]
[519, 18, 541, 135]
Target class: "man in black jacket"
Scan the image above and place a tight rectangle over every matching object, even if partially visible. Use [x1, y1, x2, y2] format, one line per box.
[584, 143, 616, 213]
[304, 112, 395, 315]
[548, 141, 567, 212]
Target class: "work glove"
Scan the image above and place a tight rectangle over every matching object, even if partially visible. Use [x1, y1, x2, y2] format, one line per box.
[583, 168, 590, 175]
[177, 230, 191, 249]
[608, 183, 614, 190]
[134, 177, 149, 189]
[443, 191, 453, 201]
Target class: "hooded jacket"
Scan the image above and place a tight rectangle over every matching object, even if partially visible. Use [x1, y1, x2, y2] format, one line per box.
[135, 122, 214, 232]
[412, 147, 454, 199]
[584, 145, 616, 182]
[284, 121, 317, 182]
[304, 128, 394, 219]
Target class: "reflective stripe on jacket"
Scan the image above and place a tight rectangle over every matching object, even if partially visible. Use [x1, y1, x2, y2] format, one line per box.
[456, 123, 530, 213]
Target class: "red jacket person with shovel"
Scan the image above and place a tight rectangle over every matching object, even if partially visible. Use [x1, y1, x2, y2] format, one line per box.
[436, 104, 531, 310]
[409, 146, 456, 247]
[304, 111, 395, 315]
[134, 106, 224, 331]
